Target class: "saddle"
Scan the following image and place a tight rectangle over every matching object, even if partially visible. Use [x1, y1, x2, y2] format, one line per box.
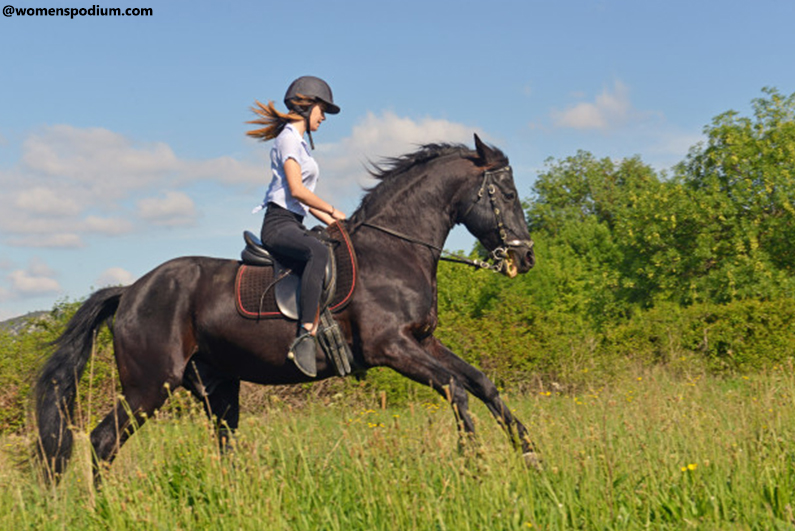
[235, 222, 358, 376]
[239, 234, 331, 321]
[236, 222, 357, 320]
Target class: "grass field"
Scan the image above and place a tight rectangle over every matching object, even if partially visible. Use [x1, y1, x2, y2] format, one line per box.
[2, 367, 795, 530]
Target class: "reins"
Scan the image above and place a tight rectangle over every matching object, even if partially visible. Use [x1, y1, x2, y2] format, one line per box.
[357, 221, 500, 271]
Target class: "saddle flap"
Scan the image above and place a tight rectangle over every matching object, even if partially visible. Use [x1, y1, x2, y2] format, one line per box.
[273, 262, 300, 321]
[271, 246, 335, 321]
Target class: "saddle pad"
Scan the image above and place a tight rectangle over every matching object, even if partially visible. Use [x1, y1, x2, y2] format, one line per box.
[235, 222, 358, 320]
[235, 264, 282, 318]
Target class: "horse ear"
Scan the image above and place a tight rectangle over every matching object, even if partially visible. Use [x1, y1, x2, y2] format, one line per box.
[474, 133, 494, 164]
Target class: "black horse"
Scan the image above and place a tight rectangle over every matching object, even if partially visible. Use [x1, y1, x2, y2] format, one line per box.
[35, 134, 537, 482]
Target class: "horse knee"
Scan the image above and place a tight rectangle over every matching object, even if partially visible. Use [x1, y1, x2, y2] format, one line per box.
[439, 377, 467, 404]
[441, 380, 469, 412]
[453, 382, 470, 405]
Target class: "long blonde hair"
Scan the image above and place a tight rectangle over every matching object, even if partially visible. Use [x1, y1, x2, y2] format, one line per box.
[246, 96, 316, 142]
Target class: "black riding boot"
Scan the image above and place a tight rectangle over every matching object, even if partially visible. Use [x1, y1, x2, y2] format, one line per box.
[288, 328, 317, 377]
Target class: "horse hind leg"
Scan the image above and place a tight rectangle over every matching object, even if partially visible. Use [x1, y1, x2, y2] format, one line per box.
[89, 381, 172, 482]
[88, 265, 206, 482]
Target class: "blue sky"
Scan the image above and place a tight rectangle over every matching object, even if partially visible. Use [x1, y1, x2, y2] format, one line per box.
[1, 0, 794, 319]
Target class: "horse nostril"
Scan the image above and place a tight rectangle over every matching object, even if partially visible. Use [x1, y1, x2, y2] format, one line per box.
[526, 250, 536, 268]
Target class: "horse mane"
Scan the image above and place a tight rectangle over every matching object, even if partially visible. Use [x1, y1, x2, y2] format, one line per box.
[349, 142, 507, 224]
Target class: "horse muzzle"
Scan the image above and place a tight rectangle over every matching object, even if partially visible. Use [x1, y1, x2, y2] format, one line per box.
[502, 240, 535, 278]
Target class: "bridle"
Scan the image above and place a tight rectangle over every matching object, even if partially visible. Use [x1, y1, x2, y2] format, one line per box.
[461, 165, 534, 249]
[356, 165, 534, 274]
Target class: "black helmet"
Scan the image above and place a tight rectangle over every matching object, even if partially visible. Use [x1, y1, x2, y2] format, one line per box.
[284, 76, 340, 115]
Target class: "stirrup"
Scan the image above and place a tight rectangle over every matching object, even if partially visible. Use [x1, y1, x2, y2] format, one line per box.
[287, 331, 318, 377]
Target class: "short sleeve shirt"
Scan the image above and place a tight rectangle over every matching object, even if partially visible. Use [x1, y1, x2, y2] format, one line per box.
[259, 123, 320, 217]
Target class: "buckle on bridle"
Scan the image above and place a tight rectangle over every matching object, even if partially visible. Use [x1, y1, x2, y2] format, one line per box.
[490, 247, 509, 261]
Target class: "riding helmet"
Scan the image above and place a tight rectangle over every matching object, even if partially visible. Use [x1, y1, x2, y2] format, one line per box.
[284, 76, 340, 115]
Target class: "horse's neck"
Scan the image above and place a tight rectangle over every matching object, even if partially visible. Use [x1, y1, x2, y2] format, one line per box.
[359, 176, 460, 252]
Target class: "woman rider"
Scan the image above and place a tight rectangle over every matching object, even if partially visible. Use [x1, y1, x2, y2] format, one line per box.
[247, 76, 346, 377]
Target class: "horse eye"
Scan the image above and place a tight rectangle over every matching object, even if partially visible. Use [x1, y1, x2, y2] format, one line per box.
[504, 191, 516, 201]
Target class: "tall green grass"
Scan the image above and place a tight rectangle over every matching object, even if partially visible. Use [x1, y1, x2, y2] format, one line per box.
[3, 368, 795, 530]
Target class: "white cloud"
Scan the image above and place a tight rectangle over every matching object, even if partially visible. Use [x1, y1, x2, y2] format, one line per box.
[551, 81, 636, 131]
[332, 110, 477, 160]
[183, 156, 263, 186]
[6, 233, 84, 249]
[316, 111, 480, 199]
[0, 125, 262, 249]
[96, 267, 137, 287]
[27, 257, 55, 278]
[137, 191, 198, 226]
[14, 187, 83, 217]
[7, 271, 60, 295]
[20, 125, 180, 188]
[82, 216, 135, 235]
[6, 258, 61, 296]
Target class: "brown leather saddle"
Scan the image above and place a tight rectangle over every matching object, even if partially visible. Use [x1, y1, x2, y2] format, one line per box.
[236, 222, 357, 321]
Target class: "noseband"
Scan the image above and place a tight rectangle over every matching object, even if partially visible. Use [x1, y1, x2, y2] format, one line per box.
[356, 165, 533, 273]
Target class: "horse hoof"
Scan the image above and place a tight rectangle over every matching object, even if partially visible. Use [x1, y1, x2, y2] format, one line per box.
[523, 451, 543, 471]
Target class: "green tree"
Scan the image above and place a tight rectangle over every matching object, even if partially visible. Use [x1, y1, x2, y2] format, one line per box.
[526, 151, 664, 318]
[675, 87, 795, 301]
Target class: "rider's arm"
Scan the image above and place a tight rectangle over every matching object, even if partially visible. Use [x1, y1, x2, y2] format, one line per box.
[284, 158, 346, 223]
[308, 207, 335, 225]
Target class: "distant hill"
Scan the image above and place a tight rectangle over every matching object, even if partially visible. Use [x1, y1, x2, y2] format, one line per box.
[0, 311, 50, 335]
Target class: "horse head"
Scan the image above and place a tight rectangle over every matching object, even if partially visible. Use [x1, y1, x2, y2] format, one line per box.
[457, 134, 535, 277]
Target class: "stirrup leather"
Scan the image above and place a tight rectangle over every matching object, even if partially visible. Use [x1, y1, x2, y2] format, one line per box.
[317, 309, 355, 377]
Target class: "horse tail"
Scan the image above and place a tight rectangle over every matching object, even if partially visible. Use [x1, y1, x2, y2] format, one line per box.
[35, 286, 126, 481]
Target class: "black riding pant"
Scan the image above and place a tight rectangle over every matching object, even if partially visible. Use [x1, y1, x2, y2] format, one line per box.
[261, 203, 329, 326]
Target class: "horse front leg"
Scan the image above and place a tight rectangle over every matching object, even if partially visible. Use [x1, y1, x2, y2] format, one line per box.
[183, 358, 240, 454]
[377, 332, 477, 438]
[428, 337, 541, 468]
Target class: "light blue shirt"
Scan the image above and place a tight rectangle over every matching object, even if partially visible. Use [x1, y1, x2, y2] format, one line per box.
[253, 123, 319, 217]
